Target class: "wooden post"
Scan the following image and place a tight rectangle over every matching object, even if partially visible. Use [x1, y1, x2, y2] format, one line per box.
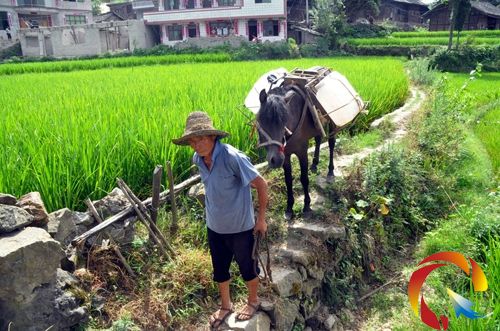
[151, 165, 163, 226]
[84, 198, 136, 278]
[166, 161, 178, 236]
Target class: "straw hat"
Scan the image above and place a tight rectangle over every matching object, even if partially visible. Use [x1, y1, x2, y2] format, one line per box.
[172, 111, 229, 146]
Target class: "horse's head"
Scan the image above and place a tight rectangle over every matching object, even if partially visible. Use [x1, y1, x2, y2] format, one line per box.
[256, 88, 290, 169]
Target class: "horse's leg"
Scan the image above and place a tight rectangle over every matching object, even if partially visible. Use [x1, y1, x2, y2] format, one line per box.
[298, 148, 313, 218]
[310, 135, 321, 174]
[283, 154, 294, 221]
[327, 126, 336, 183]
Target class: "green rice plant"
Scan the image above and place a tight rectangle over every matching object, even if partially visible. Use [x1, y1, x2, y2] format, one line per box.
[0, 57, 408, 211]
[392, 30, 500, 39]
[347, 37, 499, 46]
[446, 72, 500, 176]
[0, 53, 231, 76]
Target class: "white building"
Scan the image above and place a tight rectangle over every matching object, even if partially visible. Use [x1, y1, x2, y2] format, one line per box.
[0, 0, 92, 41]
[142, 0, 286, 45]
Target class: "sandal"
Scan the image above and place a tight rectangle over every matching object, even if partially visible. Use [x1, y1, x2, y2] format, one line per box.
[236, 301, 260, 321]
[209, 306, 233, 330]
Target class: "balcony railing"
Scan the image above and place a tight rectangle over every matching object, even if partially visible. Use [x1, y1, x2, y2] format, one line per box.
[160, 0, 241, 11]
[17, 0, 47, 7]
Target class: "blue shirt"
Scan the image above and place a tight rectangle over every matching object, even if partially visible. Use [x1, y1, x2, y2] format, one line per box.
[193, 140, 260, 234]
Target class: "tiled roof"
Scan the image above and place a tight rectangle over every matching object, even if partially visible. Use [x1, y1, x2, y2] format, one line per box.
[390, 0, 428, 6]
[424, 1, 500, 18]
[471, 1, 500, 18]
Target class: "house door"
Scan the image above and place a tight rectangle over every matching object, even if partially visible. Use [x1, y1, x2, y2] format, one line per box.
[487, 17, 496, 30]
[248, 20, 257, 41]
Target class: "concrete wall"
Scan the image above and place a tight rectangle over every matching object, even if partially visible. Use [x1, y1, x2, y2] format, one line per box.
[19, 20, 156, 57]
[127, 19, 155, 50]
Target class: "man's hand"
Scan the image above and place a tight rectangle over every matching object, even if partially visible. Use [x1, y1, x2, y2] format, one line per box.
[254, 217, 267, 235]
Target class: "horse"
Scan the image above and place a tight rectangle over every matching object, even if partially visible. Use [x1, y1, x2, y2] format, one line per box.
[256, 85, 336, 220]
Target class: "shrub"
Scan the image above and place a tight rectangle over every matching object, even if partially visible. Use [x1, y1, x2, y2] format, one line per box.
[430, 45, 500, 72]
[343, 23, 389, 38]
[416, 76, 469, 171]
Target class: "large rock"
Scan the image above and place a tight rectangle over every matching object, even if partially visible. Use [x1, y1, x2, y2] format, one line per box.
[0, 227, 64, 330]
[92, 188, 131, 219]
[0, 193, 17, 205]
[0, 205, 33, 234]
[271, 266, 303, 298]
[47, 208, 92, 246]
[17, 192, 49, 226]
[90, 188, 135, 245]
[274, 298, 299, 331]
[54, 269, 89, 328]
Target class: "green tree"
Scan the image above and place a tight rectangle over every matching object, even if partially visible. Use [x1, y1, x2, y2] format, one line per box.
[92, 0, 102, 15]
[310, 0, 346, 49]
[344, 0, 380, 23]
[446, 0, 471, 50]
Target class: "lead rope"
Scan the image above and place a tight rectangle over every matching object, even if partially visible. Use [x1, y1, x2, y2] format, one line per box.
[252, 233, 273, 286]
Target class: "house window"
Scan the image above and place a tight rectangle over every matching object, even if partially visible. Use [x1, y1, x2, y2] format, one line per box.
[164, 0, 179, 10]
[202, 0, 212, 8]
[66, 15, 86, 25]
[263, 20, 279, 36]
[209, 21, 233, 36]
[255, 0, 271, 3]
[187, 23, 197, 38]
[168, 25, 183, 40]
[185, 0, 195, 8]
[218, 0, 235, 6]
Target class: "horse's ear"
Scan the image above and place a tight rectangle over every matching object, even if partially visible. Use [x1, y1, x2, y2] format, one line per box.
[259, 89, 267, 104]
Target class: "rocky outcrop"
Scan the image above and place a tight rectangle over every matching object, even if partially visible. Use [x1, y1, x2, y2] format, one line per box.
[0, 227, 87, 330]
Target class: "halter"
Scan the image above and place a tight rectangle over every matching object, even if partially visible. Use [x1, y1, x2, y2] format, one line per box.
[255, 120, 287, 153]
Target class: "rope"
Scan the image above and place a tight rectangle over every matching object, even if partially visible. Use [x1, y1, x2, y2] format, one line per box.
[252, 232, 273, 285]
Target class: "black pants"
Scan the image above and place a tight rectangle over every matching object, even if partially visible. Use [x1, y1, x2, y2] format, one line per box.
[207, 228, 259, 283]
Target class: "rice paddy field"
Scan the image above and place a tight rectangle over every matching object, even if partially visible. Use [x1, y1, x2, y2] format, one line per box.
[348, 30, 500, 47]
[0, 56, 409, 211]
[447, 72, 500, 175]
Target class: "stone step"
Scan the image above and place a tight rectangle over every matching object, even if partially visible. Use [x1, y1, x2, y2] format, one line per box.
[290, 221, 345, 242]
[223, 311, 271, 331]
[274, 235, 318, 268]
[270, 266, 303, 298]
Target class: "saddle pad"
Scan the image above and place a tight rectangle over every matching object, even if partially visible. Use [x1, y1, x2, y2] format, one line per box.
[244, 67, 288, 114]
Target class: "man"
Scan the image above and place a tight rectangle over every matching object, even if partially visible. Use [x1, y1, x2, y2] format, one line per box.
[5, 26, 11, 40]
[173, 111, 268, 329]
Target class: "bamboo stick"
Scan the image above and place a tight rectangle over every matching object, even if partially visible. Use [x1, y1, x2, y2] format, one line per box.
[166, 161, 178, 236]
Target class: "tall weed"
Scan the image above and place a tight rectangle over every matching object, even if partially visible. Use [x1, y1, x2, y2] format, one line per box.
[405, 58, 439, 86]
